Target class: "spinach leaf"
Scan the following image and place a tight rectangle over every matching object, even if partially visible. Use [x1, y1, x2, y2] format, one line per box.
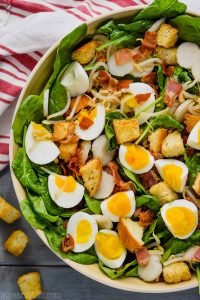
[60, 210, 75, 218]
[151, 114, 184, 132]
[97, 34, 140, 51]
[20, 199, 48, 229]
[105, 112, 127, 151]
[134, 0, 186, 21]
[118, 20, 153, 33]
[84, 193, 101, 214]
[125, 266, 138, 278]
[12, 95, 44, 144]
[157, 65, 164, 90]
[99, 259, 138, 279]
[110, 30, 125, 40]
[27, 190, 59, 222]
[97, 20, 118, 35]
[136, 195, 160, 212]
[170, 15, 200, 46]
[37, 163, 62, 176]
[184, 153, 200, 188]
[48, 81, 68, 117]
[12, 148, 42, 194]
[143, 219, 158, 243]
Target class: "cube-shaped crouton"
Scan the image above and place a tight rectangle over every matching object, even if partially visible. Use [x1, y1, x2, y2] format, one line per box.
[155, 47, 177, 65]
[59, 142, 78, 162]
[4, 230, 29, 256]
[113, 119, 140, 144]
[52, 121, 75, 142]
[0, 197, 21, 224]
[149, 181, 178, 205]
[71, 40, 100, 65]
[157, 24, 178, 48]
[163, 262, 191, 284]
[148, 128, 168, 154]
[80, 158, 102, 196]
[162, 131, 184, 157]
[18, 272, 42, 300]
[192, 173, 200, 196]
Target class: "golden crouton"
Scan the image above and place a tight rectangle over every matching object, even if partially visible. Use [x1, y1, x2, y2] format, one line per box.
[113, 119, 140, 144]
[118, 217, 144, 253]
[80, 158, 102, 196]
[52, 121, 75, 142]
[18, 272, 42, 300]
[163, 262, 191, 284]
[156, 24, 178, 48]
[59, 142, 78, 162]
[4, 230, 29, 256]
[184, 113, 200, 133]
[162, 131, 184, 157]
[149, 181, 178, 205]
[155, 47, 177, 65]
[192, 173, 200, 196]
[71, 40, 100, 65]
[148, 128, 168, 154]
[0, 197, 21, 224]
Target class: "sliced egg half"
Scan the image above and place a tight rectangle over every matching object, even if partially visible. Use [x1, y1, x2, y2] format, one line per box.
[187, 121, 200, 150]
[94, 171, 115, 200]
[75, 104, 105, 140]
[25, 122, 59, 165]
[161, 199, 198, 239]
[95, 229, 127, 268]
[67, 212, 98, 252]
[155, 159, 188, 193]
[48, 174, 84, 208]
[119, 144, 154, 174]
[129, 82, 155, 125]
[101, 191, 135, 222]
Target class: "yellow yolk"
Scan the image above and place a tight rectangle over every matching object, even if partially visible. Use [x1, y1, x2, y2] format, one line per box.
[76, 220, 92, 243]
[32, 122, 51, 140]
[166, 207, 196, 237]
[125, 145, 150, 170]
[55, 176, 76, 193]
[78, 108, 97, 123]
[198, 128, 200, 145]
[162, 164, 183, 191]
[95, 232, 124, 260]
[122, 94, 138, 109]
[107, 192, 131, 217]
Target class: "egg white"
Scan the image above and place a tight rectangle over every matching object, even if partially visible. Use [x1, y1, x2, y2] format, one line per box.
[187, 121, 200, 150]
[92, 135, 116, 167]
[67, 212, 98, 253]
[101, 190, 136, 222]
[108, 53, 133, 77]
[131, 62, 154, 78]
[94, 171, 115, 200]
[155, 159, 188, 193]
[161, 199, 198, 239]
[75, 104, 105, 141]
[119, 144, 154, 175]
[94, 229, 127, 269]
[25, 122, 60, 165]
[48, 174, 84, 208]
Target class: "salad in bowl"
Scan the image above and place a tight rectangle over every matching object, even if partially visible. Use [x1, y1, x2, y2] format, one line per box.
[11, 0, 200, 291]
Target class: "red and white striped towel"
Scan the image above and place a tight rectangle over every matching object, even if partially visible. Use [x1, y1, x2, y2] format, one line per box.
[0, 0, 197, 171]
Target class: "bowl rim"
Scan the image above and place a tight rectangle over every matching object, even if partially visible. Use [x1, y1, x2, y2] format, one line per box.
[9, 5, 200, 293]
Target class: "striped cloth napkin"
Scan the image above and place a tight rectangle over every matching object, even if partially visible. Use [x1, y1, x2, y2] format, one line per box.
[0, 0, 197, 171]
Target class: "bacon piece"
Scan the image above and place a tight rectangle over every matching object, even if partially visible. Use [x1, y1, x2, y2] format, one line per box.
[59, 161, 67, 176]
[164, 78, 183, 107]
[162, 63, 174, 77]
[142, 72, 157, 86]
[79, 116, 94, 130]
[115, 48, 133, 65]
[98, 70, 118, 92]
[68, 150, 82, 176]
[113, 181, 136, 193]
[63, 220, 68, 229]
[139, 170, 159, 190]
[97, 51, 106, 63]
[133, 208, 142, 218]
[183, 113, 200, 132]
[135, 93, 151, 104]
[142, 31, 157, 49]
[61, 234, 74, 253]
[138, 209, 154, 228]
[132, 46, 153, 63]
[135, 247, 150, 266]
[118, 79, 133, 90]
[150, 151, 163, 160]
[67, 95, 92, 116]
[184, 246, 200, 262]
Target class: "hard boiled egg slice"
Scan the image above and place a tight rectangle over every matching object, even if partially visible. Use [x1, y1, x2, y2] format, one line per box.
[92, 135, 116, 167]
[177, 42, 200, 69]
[75, 104, 105, 141]
[94, 171, 115, 200]
[25, 122, 59, 165]
[131, 62, 154, 78]
[108, 53, 133, 77]
[187, 120, 200, 150]
[67, 212, 98, 252]
[119, 144, 154, 175]
[155, 159, 188, 193]
[48, 174, 84, 208]
[95, 229, 127, 268]
[101, 191, 135, 222]
[129, 82, 155, 125]
[60, 61, 89, 97]
[161, 199, 198, 239]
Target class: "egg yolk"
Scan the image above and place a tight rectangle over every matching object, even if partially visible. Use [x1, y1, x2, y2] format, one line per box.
[95, 232, 124, 260]
[123, 94, 137, 109]
[162, 164, 183, 191]
[32, 122, 51, 140]
[55, 176, 76, 193]
[107, 192, 131, 217]
[78, 108, 97, 123]
[165, 206, 196, 237]
[125, 145, 150, 170]
[76, 220, 92, 243]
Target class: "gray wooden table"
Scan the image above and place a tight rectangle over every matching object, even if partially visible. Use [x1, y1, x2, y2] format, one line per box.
[0, 167, 199, 300]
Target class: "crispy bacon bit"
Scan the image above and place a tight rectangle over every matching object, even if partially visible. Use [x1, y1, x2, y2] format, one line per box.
[79, 116, 94, 130]
[118, 79, 133, 90]
[132, 46, 153, 63]
[164, 78, 183, 107]
[139, 170, 159, 190]
[63, 220, 68, 229]
[113, 181, 136, 193]
[135, 247, 150, 266]
[133, 208, 142, 218]
[98, 70, 118, 92]
[138, 209, 154, 228]
[97, 51, 106, 63]
[184, 113, 200, 132]
[68, 148, 82, 176]
[150, 151, 163, 160]
[184, 246, 200, 262]
[67, 95, 92, 116]
[142, 72, 157, 86]
[59, 161, 67, 176]
[142, 31, 157, 49]
[61, 234, 74, 253]
[115, 48, 133, 65]
[162, 63, 174, 77]
[135, 93, 151, 104]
